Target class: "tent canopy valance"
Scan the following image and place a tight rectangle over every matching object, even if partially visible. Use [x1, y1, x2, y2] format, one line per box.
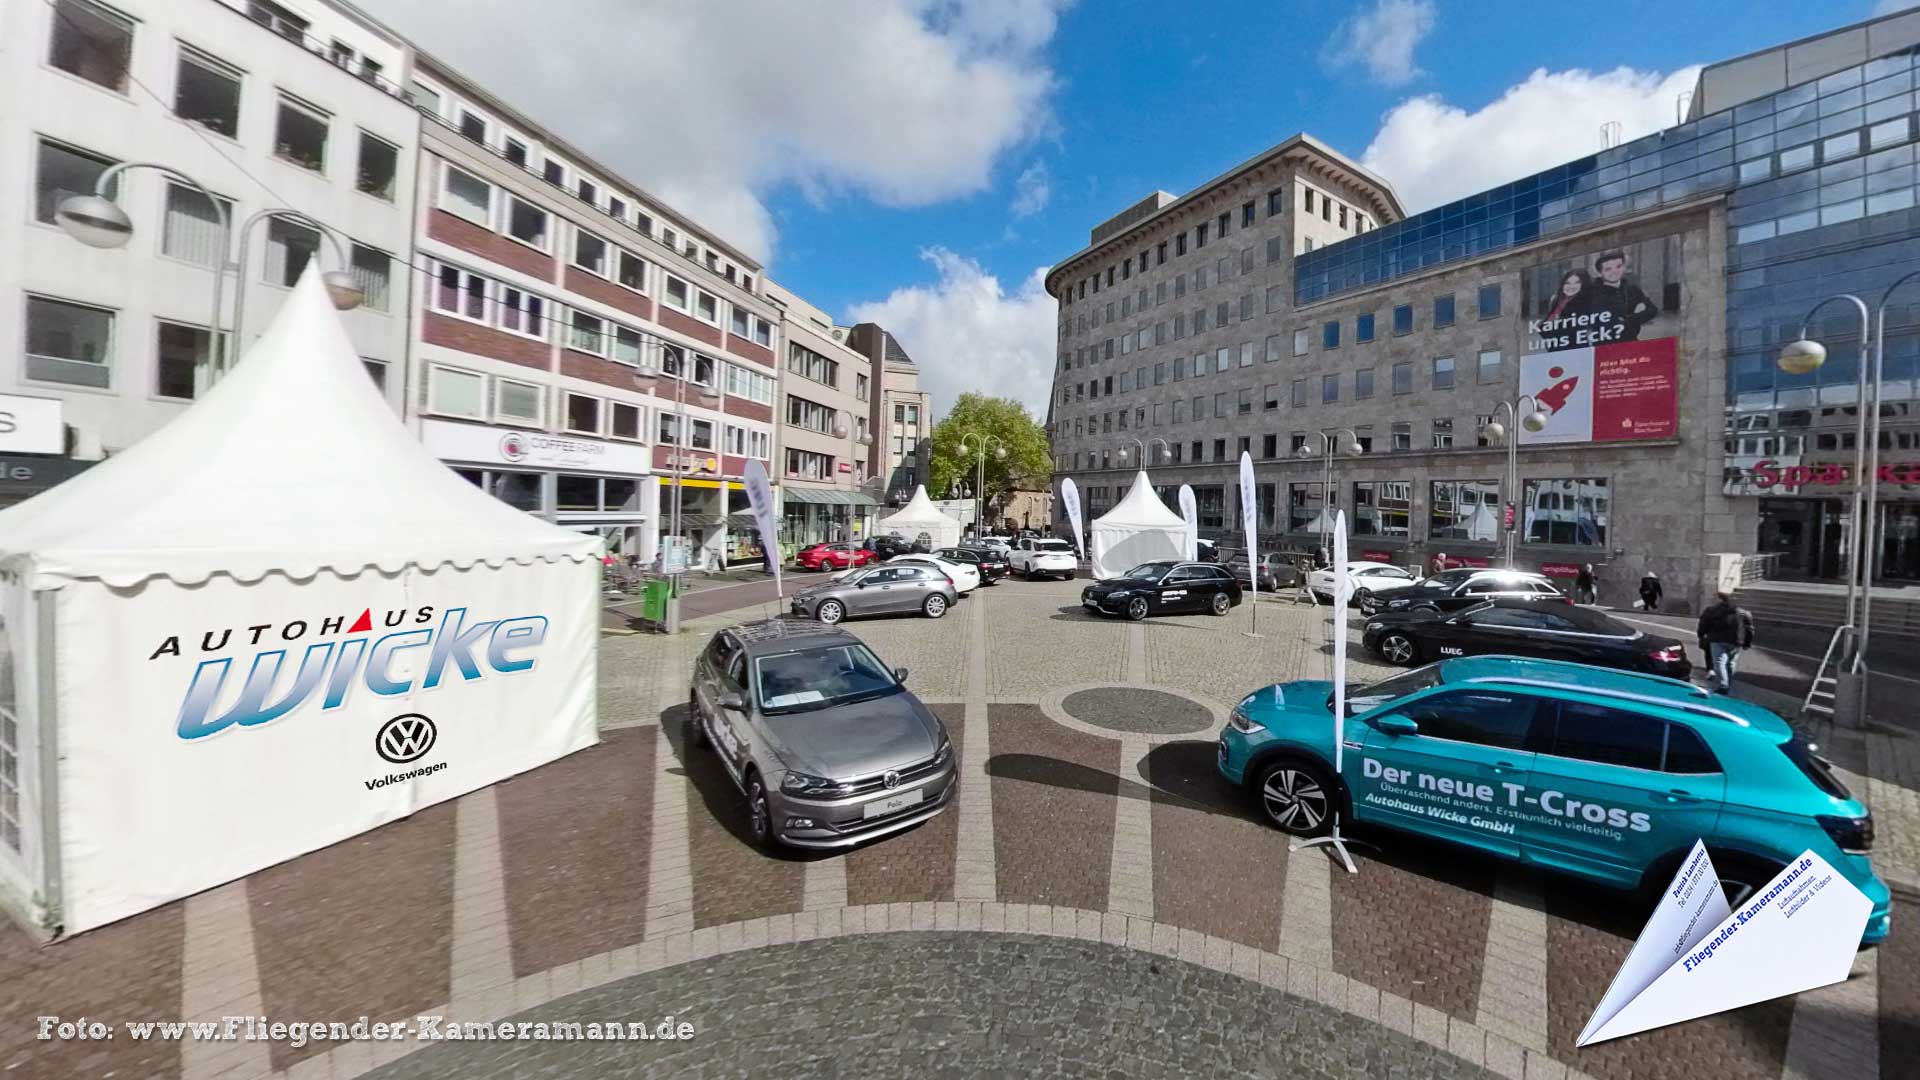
[1090, 470, 1187, 579]
[875, 485, 963, 547]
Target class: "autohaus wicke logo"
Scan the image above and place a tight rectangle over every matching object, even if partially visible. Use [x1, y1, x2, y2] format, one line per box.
[149, 605, 549, 741]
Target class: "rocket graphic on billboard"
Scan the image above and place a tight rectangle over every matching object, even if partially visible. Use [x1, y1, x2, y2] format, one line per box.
[1519, 337, 1678, 446]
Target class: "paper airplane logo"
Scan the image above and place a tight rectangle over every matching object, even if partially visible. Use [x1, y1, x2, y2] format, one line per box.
[1578, 840, 1872, 1046]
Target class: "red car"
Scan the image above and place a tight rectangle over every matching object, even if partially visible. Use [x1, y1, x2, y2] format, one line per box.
[797, 542, 875, 571]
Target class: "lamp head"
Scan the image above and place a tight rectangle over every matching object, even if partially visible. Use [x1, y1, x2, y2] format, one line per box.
[56, 194, 134, 249]
[993, 445, 1007, 461]
[1481, 419, 1507, 443]
[1344, 440, 1363, 456]
[1521, 409, 1550, 433]
[322, 270, 366, 311]
[1778, 338, 1827, 375]
[832, 417, 851, 438]
[1117, 446, 1131, 462]
[1295, 444, 1314, 459]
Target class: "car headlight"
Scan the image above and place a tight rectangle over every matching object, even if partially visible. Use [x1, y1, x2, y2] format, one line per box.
[1106, 589, 1132, 599]
[1227, 707, 1264, 734]
[1366, 621, 1384, 632]
[932, 738, 953, 767]
[781, 772, 849, 797]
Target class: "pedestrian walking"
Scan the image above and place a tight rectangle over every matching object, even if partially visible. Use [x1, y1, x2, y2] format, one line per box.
[1638, 570, 1663, 612]
[1697, 592, 1755, 693]
[1427, 551, 1450, 577]
[1575, 563, 1597, 605]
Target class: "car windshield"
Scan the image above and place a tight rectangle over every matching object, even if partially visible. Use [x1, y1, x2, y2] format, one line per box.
[753, 643, 902, 714]
[1125, 561, 1177, 579]
[1339, 665, 1444, 714]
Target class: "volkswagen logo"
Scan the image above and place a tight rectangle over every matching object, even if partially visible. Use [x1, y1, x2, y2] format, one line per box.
[376, 714, 437, 764]
[881, 769, 901, 789]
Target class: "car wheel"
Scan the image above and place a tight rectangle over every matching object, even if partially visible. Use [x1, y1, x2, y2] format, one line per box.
[1063, 571, 1075, 580]
[816, 599, 845, 625]
[1125, 596, 1150, 621]
[1255, 759, 1335, 837]
[1210, 592, 1232, 616]
[1355, 588, 1377, 614]
[923, 594, 949, 618]
[745, 772, 775, 848]
[1710, 851, 1786, 908]
[687, 690, 710, 749]
[1378, 632, 1419, 666]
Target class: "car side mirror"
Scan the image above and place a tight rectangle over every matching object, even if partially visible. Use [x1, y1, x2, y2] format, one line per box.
[718, 691, 746, 711]
[1374, 714, 1419, 736]
[893, 666, 909, 683]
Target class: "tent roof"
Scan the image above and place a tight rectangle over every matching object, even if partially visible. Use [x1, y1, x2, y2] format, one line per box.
[1093, 471, 1185, 530]
[877, 485, 961, 528]
[0, 268, 599, 588]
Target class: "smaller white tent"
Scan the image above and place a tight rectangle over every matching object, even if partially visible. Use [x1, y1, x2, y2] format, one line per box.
[876, 485, 963, 548]
[1091, 471, 1188, 579]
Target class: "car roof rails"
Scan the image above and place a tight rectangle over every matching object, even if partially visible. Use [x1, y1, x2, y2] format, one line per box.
[1462, 669, 1750, 727]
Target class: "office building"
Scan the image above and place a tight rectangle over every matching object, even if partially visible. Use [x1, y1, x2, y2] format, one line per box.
[767, 283, 877, 546]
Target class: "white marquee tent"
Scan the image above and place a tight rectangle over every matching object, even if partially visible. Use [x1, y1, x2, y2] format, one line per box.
[876, 485, 963, 548]
[1091, 471, 1188, 579]
[0, 270, 600, 937]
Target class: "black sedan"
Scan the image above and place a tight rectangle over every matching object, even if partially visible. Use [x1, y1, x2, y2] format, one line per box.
[936, 546, 1010, 585]
[1379, 568, 1567, 614]
[1362, 599, 1692, 677]
[1082, 561, 1243, 620]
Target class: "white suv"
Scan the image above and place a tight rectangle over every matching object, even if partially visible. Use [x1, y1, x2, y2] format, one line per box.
[1010, 538, 1078, 580]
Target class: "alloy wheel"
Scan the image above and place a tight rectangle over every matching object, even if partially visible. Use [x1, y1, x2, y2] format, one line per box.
[1381, 633, 1416, 665]
[1126, 597, 1150, 621]
[817, 600, 844, 624]
[925, 595, 948, 618]
[1260, 767, 1329, 835]
[747, 777, 771, 846]
[1211, 593, 1231, 615]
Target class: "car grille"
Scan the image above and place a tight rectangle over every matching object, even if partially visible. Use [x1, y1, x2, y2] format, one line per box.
[841, 753, 945, 797]
[829, 781, 953, 834]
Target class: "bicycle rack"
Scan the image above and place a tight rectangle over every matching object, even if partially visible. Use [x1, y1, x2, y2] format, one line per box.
[1801, 624, 1853, 720]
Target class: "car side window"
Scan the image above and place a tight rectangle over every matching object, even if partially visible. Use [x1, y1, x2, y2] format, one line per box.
[862, 568, 897, 584]
[1465, 607, 1531, 628]
[1662, 725, 1722, 774]
[708, 634, 739, 671]
[1399, 691, 1537, 750]
[722, 652, 746, 690]
[1530, 611, 1579, 631]
[1209, 567, 1233, 582]
[1548, 701, 1665, 770]
[895, 566, 925, 581]
[1166, 567, 1198, 583]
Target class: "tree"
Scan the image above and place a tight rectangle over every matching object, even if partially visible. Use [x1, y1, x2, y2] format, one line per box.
[926, 394, 1052, 524]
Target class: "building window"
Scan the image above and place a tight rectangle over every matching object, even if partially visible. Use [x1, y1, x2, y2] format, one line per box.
[616, 250, 646, 292]
[1322, 321, 1340, 349]
[1355, 313, 1375, 343]
[1477, 350, 1503, 385]
[434, 264, 489, 320]
[1392, 361, 1413, 395]
[349, 244, 391, 312]
[1196, 223, 1209, 248]
[610, 401, 642, 441]
[1352, 481, 1410, 537]
[174, 46, 241, 137]
[265, 218, 319, 287]
[787, 394, 837, 434]
[574, 229, 608, 275]
[1322, 374, 1339, 403]
[274, 93, 329, 172]
[611, 325, 644, 366]
[49, 0, 133, 92]
[1429, 479, 1501, 540]
[1293, 329, 1310, 356]
[577, 177, 598, 203]
[428, 365, 485, 418]
[789, 344, 840, 388]
[1291, 379, 1308, 408]
[1477, 283, 1502, 319]
[786, 448, 834, 480]
[457, 110, 486, 142]
[503, 137, 527, 166]
[1391, 304, 1413, 336]
[565, 392, 602, 434]
[355, 131, 398, 200]
[568, 310, 606, 354]
[1391, 422, 1412, 452]
[1355, 368, 1375, 399]
[544, 159, 566, 186]
[1522, 478, 1610, 546]
[1434, 294, 1455, 327]
[493, 377, 543, 425]
[154, 320, 210, 399]
[696, 291, 720, 324]
[441, 164, 492, 225]
[1197, 486, 1224, 528]
[495, 286, 544, 338]
[1432, 417, 1454, 449]
[506, 197, 549, 249]
[34, 138, 117, 225]
[1288, 483, 1329, 533]
[155, 183, 230, 270]
[856, 373, 870, 401]
[663, 275, 690, 312]
[362, 358, 388, 393]
[1432, 356, 1455, 389]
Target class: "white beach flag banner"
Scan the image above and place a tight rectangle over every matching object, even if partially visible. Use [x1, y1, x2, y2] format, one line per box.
[1237, 454, 1257, 603]
[742, 458, 780, 599]
[1578, 843, 1872, 1045]
[1060, 478, 1084, 558]
[1177, 484, 1198, 561]
[1330, 510, 1349, 760]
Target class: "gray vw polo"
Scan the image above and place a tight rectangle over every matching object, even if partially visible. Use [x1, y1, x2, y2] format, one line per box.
[689, 620, 956, 848]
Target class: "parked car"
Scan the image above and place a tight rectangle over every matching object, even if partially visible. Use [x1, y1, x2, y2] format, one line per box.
[1220, 550, 1293, 592]
[796, 542, 876, 572]
[1216, 654, 1890, 945]
[791, 563, 957, 623]
[937, 546, 1010, 585]
[888, 553, 980, 594]
[1379, 568, 1567, 614]
[974, 536, 1012, 554]
[689, 621, 956, 849]
[1082, 560, 1244, 620]
[1362, 599, 1692, 677]
[1009, 537, 1079, 580]
[1194, 538, 1220, 563]
[867, 534, 918, 559]
[1305, 561, 1421, 612]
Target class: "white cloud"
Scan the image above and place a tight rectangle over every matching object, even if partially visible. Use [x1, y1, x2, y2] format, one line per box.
[1359, 65, 1703, 212]
[846, 249, 1056, 420]
[360, 0, 1068, 262]
[1322, 0, 1437, 86]
[1011, 162, 1051, 217]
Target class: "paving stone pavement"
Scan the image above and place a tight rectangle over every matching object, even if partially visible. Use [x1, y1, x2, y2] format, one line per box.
[1, 576, 1914, 1080]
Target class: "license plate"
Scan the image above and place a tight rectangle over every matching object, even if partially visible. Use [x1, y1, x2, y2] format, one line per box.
[1083, 598, 1098, 608]
[863, 788, 923, 818]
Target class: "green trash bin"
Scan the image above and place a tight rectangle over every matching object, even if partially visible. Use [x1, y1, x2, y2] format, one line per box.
[642, 579, 671, 623]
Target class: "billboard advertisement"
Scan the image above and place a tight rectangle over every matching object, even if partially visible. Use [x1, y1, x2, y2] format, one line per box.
[1518, 337, 1678, 446]
[1520, 235, 1683, 353]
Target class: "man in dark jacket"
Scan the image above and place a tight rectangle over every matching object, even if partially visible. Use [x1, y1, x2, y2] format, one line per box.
[1697, 592, 1755, 693]
[1588, 250, 1660, 342]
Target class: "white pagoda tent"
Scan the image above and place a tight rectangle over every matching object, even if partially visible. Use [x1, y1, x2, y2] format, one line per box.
[1091, 471, 1187, 579]
[876, 485, 963, 548]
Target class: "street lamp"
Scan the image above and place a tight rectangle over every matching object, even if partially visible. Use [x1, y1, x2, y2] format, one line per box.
[957, 431, 1007, 540]
[1479, 398, 1551, 568]
[637, 341, 720, 633]
[230, 208, 363, 371]
[1298, 429, 1361, 565]
[1116, 437, 1171, 467]
[833, 409, 871, 542]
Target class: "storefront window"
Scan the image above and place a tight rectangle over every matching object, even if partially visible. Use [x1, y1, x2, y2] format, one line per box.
[1522, 477, 1610, 546]
[490, 471, 541, 512]
[1429, 480, 1500, 542]
[1288, 482, 1331, 533]
[603, 478, 639, 511]
[556, 474, 598, 511]
[1352, 481, 1411, 537]
[1195, 485, 1225, 528]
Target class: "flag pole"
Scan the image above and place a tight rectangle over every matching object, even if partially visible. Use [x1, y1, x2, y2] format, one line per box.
[1290, 508, 1359, 873]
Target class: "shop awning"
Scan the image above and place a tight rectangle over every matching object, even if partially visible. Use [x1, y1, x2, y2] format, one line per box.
[782, 487, 878, 506]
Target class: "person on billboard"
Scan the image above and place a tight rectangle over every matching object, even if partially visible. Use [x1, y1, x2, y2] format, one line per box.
[1541, 269, 1594, 322]
[1588, 250, 1660, 341]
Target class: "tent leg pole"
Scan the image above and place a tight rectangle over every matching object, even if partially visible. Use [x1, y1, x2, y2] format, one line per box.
[36, 590, 64, 937]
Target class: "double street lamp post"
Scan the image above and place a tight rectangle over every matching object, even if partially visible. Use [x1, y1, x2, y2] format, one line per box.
[1298, 429, 1361, 566]
[1116, 436, 1171, 469]
[638, 344, 719, 634]
[956, 432, 1006, 540]
[1479, 398, 1551, 568]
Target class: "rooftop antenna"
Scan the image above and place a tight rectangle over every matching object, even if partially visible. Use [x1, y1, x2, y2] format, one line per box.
[1600, 121, 1623, 150]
